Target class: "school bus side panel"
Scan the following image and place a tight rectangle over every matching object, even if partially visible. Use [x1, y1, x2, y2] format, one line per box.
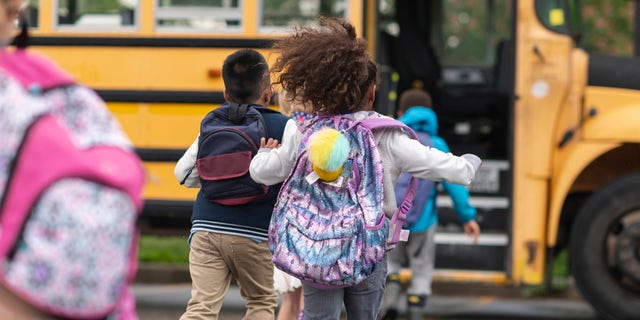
[546, 48, 588, 246]
[548, 143, 621, 246]
[581, 87, 640, 142]
[511, 0, 574, 285]
[29, 47, 277, 91]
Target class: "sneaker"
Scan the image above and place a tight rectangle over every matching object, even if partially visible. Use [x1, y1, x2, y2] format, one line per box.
[407, 295, 427, 320]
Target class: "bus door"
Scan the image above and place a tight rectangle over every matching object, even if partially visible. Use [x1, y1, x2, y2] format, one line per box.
[372, 0, 515, 283]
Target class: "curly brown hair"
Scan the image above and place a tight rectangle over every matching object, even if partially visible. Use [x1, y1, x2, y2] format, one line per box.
[271, 18, 376, 115]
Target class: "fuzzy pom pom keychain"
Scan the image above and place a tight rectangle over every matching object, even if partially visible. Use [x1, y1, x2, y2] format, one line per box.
[306, 127, 350, 181]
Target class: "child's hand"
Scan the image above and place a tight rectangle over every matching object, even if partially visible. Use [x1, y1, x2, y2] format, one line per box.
[463, 220, 481, 245]
[461, 154, 482, 171]
[260, 137, 281, 149]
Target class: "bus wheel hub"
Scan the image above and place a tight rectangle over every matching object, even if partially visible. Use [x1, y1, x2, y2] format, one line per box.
[616, 222, 640, 284]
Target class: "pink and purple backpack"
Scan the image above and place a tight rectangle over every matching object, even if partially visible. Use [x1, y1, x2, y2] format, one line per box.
[269, 113, 418, 288]
[0, 49, 144, 319]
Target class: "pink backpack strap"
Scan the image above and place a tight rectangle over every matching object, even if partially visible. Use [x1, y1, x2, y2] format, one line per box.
[359, 117, 418, 244]
[0, 49, 75, 91]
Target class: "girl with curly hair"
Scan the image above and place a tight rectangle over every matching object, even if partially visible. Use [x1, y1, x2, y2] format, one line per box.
[250, 18, 481, 320]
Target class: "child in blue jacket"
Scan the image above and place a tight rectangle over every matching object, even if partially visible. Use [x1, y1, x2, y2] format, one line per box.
[379, 89, 481, 320]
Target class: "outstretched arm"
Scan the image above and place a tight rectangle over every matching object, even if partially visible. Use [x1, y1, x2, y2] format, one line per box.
[386, 132, 481, 186]
[434, 136, 481, 245]
[250, 119, 300, 185]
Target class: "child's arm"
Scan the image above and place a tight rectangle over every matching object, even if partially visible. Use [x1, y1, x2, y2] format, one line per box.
[386, 132, 480, 185]
[432, 136, 481, 244]
[175, 135, 201, 188]
[442, 180, 480, 243]
[250, 119, 300, 185]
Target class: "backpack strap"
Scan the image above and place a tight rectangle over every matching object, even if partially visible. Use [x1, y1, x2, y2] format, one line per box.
[227, 103, 249, 124]
[0, 49, 75, 92]
[359, 117, 419, 244]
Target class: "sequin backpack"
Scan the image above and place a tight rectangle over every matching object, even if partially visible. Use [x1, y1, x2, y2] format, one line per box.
[269, 113, 418, 288]
[0, 48, 144, 319]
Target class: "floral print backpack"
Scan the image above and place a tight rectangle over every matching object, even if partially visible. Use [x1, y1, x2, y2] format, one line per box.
[0, 48, 144, 319]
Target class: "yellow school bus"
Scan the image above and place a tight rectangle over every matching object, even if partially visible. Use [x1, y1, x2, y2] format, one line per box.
[21, 1, 640, 319]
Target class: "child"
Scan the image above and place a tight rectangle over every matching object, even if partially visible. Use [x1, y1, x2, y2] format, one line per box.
[379, 89, 481, 320]
[249, 18, 481, 320]
[175, 49, 288, 320]
[0, 1, 142, 318]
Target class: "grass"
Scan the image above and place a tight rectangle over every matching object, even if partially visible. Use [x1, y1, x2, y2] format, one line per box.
[138, 235, 190, 264]
[552, 249, 570, 278]
[522, 249, 572, 297]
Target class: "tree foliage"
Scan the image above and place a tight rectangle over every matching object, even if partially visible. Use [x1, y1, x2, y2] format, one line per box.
[582, 0, 634, 56]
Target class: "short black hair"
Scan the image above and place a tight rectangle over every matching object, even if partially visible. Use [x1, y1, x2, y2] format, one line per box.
[222, 49, 270, 103]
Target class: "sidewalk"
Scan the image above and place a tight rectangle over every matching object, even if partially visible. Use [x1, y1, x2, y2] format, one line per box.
[134, 263, 584, 301]
[132, 282, 597, 320]
[134, 263, 597, 319]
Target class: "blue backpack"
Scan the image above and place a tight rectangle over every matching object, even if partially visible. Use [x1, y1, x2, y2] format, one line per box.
[196, 103, 277, 205]
[394, 131, 435, 228]
[269, 113, 418, 288]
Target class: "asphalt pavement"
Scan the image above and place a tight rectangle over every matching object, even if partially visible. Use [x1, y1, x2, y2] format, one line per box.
[133, 282, 599, 320]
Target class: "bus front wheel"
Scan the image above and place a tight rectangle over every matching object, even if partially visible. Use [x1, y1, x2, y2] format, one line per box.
[570, 173, 640, 320]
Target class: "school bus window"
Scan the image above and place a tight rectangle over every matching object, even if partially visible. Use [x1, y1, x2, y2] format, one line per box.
[25, 0, 38, 28]
[442, 0, 491, 67]
[439, 0, 512, 68]
[56, 0, 138, 29]
[259, 0, 346, 30]
[377, 0, 398, 37]
[534, 0, 570, 34]
[156, 0, 241, 32]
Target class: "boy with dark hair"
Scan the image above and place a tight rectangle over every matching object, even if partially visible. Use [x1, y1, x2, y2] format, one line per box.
[379, 89, 481, 320]
[175, 49, 289, 320]
[222, 49, 272, 104]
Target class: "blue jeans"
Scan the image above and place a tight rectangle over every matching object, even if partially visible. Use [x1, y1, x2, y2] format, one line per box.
[302, 255, 387, 320]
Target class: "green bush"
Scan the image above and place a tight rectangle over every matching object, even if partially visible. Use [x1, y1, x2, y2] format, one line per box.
[522, 249, 571, 297]
[138, 235, 189, 264]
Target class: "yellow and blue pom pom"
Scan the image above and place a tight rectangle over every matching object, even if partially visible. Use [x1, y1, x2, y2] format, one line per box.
[307, 127, 350, 181]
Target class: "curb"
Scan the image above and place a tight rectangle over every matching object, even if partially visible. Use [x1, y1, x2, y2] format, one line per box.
[135, 263, 190, 284]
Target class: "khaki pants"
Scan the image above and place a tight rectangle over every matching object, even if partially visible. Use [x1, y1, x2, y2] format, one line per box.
[180, 231, 277, 320]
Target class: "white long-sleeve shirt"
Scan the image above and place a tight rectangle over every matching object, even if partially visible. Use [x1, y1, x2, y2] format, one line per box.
[174, 135, 201, 188]
[249, 111, 480, 218]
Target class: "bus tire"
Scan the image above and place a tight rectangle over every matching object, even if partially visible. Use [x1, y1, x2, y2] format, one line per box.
[570, 173, 640, 320]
